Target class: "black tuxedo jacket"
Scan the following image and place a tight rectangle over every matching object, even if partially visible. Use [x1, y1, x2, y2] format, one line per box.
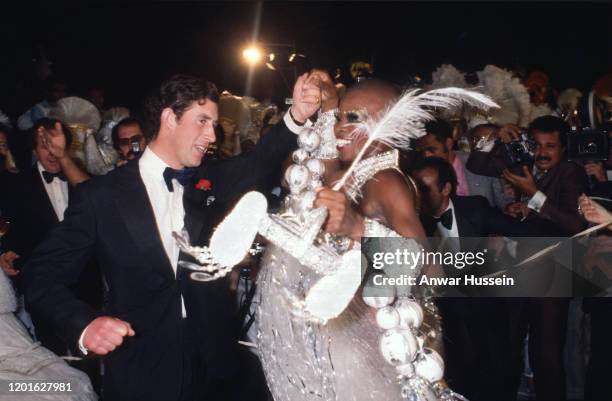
[1, 166, 64, 267]
[421, 195, 538, 240]
[23, 120, 297, 401]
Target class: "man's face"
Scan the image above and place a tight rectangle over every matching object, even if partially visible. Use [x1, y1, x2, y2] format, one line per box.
[0, 132, 8, 157]
[334, 88, 390, 162]
[117, 123, 146, 160]
[413, 167, 447, 216]
[34, 132, 61, 173]
[533, 130, 563, 171]
[169, 100, 218, 168]
[416, 134, 452, 162]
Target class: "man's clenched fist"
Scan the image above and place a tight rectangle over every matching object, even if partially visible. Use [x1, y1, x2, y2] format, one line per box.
[83, 316, 135, 355]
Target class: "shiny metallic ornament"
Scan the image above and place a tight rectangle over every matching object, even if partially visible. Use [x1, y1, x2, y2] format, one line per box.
[379, 328, 418, 366]
[415, 348, 444, 383]
[305, 158, 326, 179]
[376, 306, 400, 330]
[284, 164, 311, 194]
[300, 190, 317, 211]
[308, 178, 323, 191]
[292, 148, 309, 164]
[362, 273, 396, 308]
[395, 299, 424, 329]
[297, 130, 321, 152]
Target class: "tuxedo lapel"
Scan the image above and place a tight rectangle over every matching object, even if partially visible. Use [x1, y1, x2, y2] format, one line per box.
[451, 197, 479, 239]
[112, 162, 175, 281]
[182, 183, 206, 246]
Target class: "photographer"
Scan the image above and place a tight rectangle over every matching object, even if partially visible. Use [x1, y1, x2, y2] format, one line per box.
[467, 116, 588, 400]
[467, 116, 588, 236]
[111, 117, 147, 167]
[582, 123, 612, 199]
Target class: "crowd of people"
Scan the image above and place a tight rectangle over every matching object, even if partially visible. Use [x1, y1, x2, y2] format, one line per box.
[0, 63, 611, 401]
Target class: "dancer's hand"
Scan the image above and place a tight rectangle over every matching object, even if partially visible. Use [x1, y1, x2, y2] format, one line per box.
[579, 194, 612, 227]
[314, 188, 364, 240]
[290, 73, 321, 123]
[82, 316, 135, 355]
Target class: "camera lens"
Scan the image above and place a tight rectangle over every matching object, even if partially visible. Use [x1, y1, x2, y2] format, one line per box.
[584, 142, 598, 153]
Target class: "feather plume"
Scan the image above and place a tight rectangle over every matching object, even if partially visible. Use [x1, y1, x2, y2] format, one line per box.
[333, 87, 499, 193]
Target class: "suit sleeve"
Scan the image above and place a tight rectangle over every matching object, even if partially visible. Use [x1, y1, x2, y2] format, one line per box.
[538, 164, 588, 235]
[205, 115, 300, 203]
[466, 142, 507, 178]
[476, 196, 542, 237]
[22, 183, 102, 347]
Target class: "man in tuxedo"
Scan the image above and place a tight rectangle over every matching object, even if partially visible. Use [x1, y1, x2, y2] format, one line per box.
[412, 156, 540, 401]
[23, 74, 320, 401]
[0, 118, 94, 352]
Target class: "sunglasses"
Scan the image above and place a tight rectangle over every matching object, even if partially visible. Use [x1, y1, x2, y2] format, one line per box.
[118, 134, 144, 147]
[334, 109, 370, 124]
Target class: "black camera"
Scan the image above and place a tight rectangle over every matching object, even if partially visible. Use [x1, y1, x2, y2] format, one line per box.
[504, 131, 536, 166]
[566, 128, 609, 161]
[129, 140, 142, 157]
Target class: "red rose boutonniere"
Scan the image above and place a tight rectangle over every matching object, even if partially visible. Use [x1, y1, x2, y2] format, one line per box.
[195, 179, 212, 191]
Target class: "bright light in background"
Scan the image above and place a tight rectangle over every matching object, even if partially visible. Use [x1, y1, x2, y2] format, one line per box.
[242, 46, 263, 64]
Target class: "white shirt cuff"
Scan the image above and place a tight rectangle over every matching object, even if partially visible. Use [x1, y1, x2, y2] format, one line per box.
[283, 108, 312, 135]
[527, 190, 547, 213]
[77, 323, 91, 355]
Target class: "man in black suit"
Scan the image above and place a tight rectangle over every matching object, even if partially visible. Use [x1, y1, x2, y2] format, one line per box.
[412, 156, 540, 401]
[0, 118, 94, 352]
[0, 118, 102, 392]
[22, 74, 320, 401]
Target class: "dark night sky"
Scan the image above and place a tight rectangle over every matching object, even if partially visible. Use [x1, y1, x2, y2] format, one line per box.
[1, 1, 610, 116]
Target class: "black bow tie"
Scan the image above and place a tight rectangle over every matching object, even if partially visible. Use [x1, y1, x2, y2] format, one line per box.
[432, 209, 453, 230]
[163, 167, 196, 192]
[42, 170, 67, 184]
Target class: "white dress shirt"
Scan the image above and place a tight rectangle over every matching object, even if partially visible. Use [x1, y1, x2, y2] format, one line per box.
[138, 147, 187, 318]
[37, 162, 69, 221]
[527, 166, 548, 213]
[436, 199, 459, 238]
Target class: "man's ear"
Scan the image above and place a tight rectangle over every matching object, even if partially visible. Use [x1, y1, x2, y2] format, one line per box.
[441, 181, 452, 197]
[161, 107, 177, 131]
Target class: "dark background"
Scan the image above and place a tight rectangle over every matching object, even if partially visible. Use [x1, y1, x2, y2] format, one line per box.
[1, 1, 610, 116]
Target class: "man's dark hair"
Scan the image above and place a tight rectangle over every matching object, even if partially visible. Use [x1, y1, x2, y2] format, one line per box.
[143, 74, 219, 141]
[528, 115, 569, 148]
[424, 118, 453, 144]
[28, 118, 72, 150]
[412, 156, 457, 195]
[111, 117, 143, 150]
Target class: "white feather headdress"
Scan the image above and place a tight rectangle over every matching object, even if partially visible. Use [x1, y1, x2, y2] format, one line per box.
[333, 87, 499, 193]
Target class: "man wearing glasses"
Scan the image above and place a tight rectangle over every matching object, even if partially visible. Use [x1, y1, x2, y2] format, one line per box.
[111, 117, 147, 166]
